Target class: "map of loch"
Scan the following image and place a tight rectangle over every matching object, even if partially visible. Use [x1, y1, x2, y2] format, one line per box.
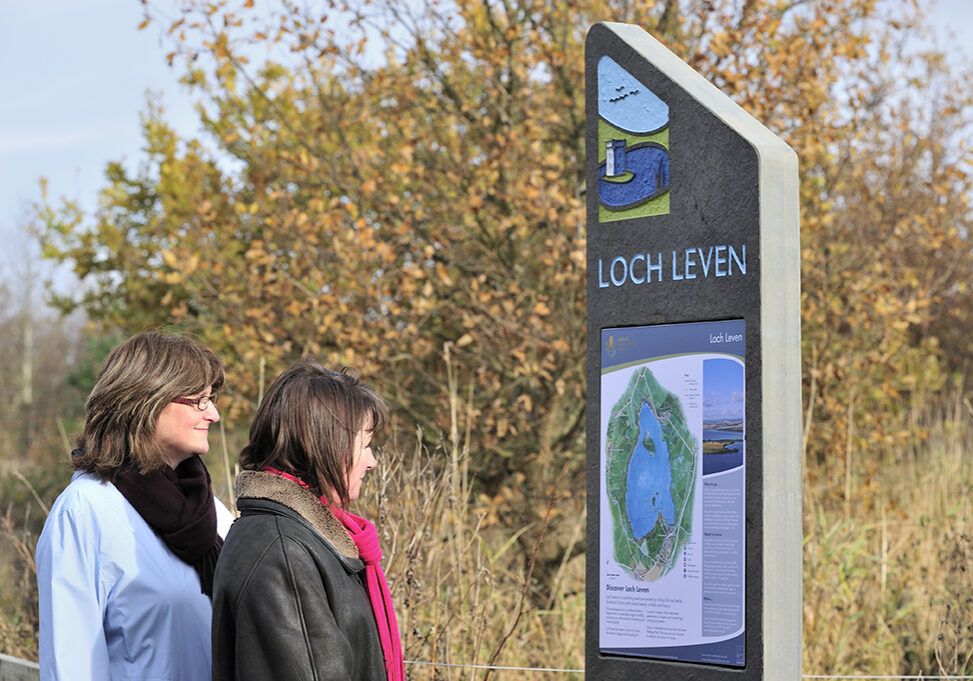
[605, 367, 697, 580]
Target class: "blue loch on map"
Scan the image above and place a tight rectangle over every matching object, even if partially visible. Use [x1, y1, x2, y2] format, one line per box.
[626, 403, 675, 538]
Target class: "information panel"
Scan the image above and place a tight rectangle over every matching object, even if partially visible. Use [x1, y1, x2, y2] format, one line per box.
[599, 320, 746, 666]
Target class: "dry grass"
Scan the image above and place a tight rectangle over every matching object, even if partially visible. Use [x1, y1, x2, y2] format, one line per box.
[0, 464, 60, 659]
[803, 388, 973, 676]
[362, 426, 586, 681]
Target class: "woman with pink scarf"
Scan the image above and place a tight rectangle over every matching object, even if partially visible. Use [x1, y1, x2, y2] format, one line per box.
[211, 361, 404, 681]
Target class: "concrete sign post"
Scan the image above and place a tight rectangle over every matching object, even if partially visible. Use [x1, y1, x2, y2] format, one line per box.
[585, 23, 801, 681]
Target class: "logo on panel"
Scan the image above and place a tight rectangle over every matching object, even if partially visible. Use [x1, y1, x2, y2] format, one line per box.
[597, 56, 670, 221]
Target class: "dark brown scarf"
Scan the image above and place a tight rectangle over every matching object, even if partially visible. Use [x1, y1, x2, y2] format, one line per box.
[113, 454, 223, 597]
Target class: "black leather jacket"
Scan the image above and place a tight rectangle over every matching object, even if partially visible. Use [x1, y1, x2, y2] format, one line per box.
[211, 471, 388, 681]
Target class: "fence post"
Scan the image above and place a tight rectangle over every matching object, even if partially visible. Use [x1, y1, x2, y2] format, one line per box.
[0, 653, 39, 681]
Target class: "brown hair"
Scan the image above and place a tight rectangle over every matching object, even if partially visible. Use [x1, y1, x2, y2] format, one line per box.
[73, 332, 225, 478]
[239, 361, 388, 507]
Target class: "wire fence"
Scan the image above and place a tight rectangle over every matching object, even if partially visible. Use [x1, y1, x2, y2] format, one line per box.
[407, 660, 584, 674]
[3, 654, 971, 681]
[404, 664, 973, 680]
[404, 662, 973, 679]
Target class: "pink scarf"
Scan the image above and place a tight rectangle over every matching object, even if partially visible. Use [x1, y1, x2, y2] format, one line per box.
[263, 468, 405, 681]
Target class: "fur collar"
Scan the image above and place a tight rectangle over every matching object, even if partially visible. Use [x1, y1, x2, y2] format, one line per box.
[234, 470, 358, 559]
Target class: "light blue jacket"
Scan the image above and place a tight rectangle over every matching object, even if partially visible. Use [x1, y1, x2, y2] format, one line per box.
[36, 471, 234, 681]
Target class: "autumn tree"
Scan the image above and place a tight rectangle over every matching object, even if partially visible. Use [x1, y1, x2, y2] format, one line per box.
[39, 0, 973, 589]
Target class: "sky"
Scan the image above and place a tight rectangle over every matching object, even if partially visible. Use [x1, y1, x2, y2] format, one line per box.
[0, 0, 203, 262]
[1, 0, 972, 269]
[703, 359, 744, 422]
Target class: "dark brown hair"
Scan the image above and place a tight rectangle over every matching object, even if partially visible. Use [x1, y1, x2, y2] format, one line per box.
[73, 332, 225, 478]
[239, 361, 388, 507]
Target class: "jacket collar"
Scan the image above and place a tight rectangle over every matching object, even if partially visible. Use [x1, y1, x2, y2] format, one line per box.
[234, 470, 358, 559]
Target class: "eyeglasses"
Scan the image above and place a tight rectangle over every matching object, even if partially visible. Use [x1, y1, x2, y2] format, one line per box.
[171, 394, 219, 411]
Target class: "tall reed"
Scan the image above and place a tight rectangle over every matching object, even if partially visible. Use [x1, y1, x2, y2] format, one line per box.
[361, 427, 585, 680]
[0, 460, 66, 659]
[803, 387, 972, 675]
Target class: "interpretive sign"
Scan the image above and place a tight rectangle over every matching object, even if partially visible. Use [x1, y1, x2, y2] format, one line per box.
[585, 23, 801, 681]
[600, 319, 747, 666]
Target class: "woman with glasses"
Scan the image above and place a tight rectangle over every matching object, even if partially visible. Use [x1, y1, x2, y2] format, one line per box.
[36, 331, 234, 681]
[211, 361, 404, 681]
